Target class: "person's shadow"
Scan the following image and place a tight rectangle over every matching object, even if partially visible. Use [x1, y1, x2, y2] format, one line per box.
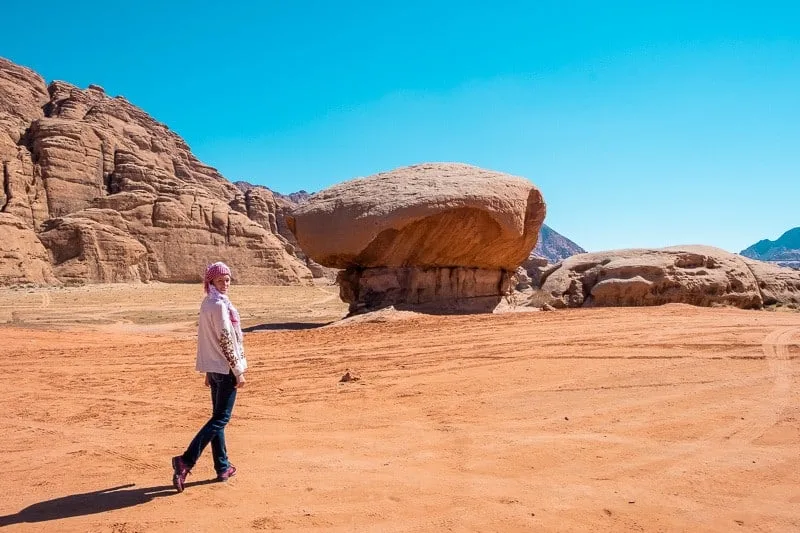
[0, 480, 216, 526]
[243, 321, 330, 332]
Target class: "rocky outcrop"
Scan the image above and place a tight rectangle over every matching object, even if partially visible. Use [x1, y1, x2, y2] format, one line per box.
[0, 58, 51, 281]
[289, 163, 546, 313]
[516, 256, 549, 290]
[541, 245, 800, 309]
[740, 257, 800, 307]
[0, 57, 312, 285]
[0, 213, 57, 284]
[37, 215, 148, 283]
[234, 181, 337, 281]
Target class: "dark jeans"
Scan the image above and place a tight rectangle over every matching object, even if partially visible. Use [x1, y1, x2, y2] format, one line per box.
[181, 371, 237, 474]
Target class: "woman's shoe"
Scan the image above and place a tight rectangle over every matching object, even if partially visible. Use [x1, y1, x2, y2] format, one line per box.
[172, 456, 191, 492]
[217, 465, 237, 481]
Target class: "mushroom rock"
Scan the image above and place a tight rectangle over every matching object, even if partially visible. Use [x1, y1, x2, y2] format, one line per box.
[288, 163, 546, 314]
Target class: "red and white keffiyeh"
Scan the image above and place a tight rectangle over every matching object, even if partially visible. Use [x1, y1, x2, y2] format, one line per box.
[203, 261, 232, 294]
[203, 262, 240, 327]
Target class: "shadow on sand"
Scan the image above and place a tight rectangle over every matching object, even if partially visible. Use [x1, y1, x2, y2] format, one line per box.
[243, 321, 331, 332]
[0, 480, 217, 526]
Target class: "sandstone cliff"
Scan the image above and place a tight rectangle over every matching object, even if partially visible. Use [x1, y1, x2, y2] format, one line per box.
[0, 57, 311, 285]
[234, 181, 337, 281]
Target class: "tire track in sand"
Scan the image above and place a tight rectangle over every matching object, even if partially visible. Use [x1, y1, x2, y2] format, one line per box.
[723, 325, 797, 443]
[606, 326, 798, 478]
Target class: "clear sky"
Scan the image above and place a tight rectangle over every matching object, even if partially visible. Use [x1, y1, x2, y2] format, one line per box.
[3, 1, 799, 253]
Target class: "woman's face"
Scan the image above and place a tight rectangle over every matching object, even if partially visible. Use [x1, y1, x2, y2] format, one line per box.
[212, 274, 231, 294]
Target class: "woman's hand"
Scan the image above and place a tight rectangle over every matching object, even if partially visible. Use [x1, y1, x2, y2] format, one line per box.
[204, 374, 210, 387]
[235, 373, 246, 389]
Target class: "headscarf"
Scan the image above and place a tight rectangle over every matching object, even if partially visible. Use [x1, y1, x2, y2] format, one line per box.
[204, 262, 240, 328]
[204, 261, 232, 294]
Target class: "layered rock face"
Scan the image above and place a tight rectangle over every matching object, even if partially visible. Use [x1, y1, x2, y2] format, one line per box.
[541, 245, 800, 309]
[740, 257, 800, 307]
[235, 182, 337, 281]
[288, 163, 546, 313]
[0, 57, 311, 285]
[0, 213, 57, 284]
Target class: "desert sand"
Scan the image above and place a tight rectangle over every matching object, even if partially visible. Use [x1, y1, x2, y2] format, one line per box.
[0, 284, 798, 532]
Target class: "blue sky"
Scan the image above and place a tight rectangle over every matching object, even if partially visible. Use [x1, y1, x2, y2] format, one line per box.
[3, 1, 799, 253]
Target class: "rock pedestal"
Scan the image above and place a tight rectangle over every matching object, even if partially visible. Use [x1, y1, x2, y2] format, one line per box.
[338, 266, 513, 314]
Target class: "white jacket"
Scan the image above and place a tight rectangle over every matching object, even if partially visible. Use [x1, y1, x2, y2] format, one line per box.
[196, 292, 247, 376]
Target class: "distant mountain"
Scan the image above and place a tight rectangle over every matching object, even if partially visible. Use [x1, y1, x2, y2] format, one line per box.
[274, 190, 312, 204]
[532, 224, 586, 263]
[740, 227, 800, 269]
[233, 182, 311, 205]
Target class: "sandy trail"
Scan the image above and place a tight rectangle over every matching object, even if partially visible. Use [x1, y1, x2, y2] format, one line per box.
[0, 286, 798, 532]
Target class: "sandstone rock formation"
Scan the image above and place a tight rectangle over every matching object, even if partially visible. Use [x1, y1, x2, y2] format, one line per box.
[740, 257, 800, 307]
[235, 181, 338, 282]
[288, 163, 546, 313]
[515, 256, 550, 291]
[235, 179, 582, 286]
[0, 57, 311, 285]
[0, 213, 58, 284]
[540, 245, 800, 309]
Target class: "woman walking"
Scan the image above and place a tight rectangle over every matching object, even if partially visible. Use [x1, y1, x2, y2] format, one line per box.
[172, 261, 247, 492]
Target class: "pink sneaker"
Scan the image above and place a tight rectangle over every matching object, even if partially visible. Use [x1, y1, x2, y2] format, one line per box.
[172, 456, 191, 492]
[217, 465, 237, 481]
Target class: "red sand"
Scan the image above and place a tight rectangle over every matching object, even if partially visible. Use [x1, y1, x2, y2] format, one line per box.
[0, 285, 799, 532]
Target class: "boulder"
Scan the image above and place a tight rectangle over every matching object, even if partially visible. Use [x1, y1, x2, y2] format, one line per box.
[289, 163, 545, 270]
[513, 266, 533, 291]
[520, 255, 550, 288]
[288, 163, 546, 313]
[540, 245, 800, 309]
[740, 257, 800, 307]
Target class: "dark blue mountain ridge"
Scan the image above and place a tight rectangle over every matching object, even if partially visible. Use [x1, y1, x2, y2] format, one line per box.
[740, 227, 800, 263]
[531, 224, 586, 263]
